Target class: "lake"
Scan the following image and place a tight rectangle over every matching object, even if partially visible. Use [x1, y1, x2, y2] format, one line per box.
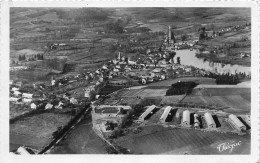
[174, 50, 251, 75]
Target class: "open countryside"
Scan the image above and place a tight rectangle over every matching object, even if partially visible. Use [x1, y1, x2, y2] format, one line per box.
[9, 7, 251, 155]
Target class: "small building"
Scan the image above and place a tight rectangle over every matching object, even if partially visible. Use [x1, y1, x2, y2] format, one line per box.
[22, 98, 32, 103]
[30, 103, 37, 109]
[10, 97, 19, 102]
[70, 97, 78, 104]
[194, 114, 200, 128]
[22, 93, 33, 99]
[159, 106, 172, 123]
[11, 87, 19, 92]
[139, 105, 157, 122]
[17, 146, 30, 155]
[182, 110, 190, 126]
[204, 112, 216, 129]
[229, 114, 246, 131]
[45, 103, 53, 110]
[244, 115, 251, 127]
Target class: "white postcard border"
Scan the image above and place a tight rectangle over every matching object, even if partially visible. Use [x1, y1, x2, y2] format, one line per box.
[1, 1, 259, 163]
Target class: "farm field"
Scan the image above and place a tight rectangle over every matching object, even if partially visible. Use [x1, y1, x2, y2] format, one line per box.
[10, 113, 72, 151]
[114, 125, 250, 154]
[147, 77, 216, 87]
[116, 88, 167, 98]
[160, 95, 186, 104]
[182, 95, 250, 114]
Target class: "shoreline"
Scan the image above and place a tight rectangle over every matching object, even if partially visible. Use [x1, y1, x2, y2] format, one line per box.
[195, 53, 251, 67]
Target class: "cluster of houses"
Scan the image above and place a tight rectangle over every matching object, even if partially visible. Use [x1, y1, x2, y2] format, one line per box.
[208, 23, 250, 39]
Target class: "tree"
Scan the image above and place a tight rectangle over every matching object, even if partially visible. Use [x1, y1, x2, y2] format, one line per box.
[18, 55, 22, 61]
[169, 51, 176, 63]
[177, 57, 181, 64]
[181, 34, 188, 41]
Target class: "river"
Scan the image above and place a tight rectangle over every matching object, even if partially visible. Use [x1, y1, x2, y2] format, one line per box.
[174, 50, 251, 75]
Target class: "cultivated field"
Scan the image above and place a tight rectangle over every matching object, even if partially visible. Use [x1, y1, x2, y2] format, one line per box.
[117, 88, 167, 97]
[115, 125, 250, 154]
[10, 113, 72, 151]
[183, 87, 250, 113]
[147, 77, 216, 87]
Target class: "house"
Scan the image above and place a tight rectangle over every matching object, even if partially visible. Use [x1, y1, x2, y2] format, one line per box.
[159, 106, 172, 123]
[30, 103, 37, 109]
[51, 80, 56, 86]
[10, 97, 19, 102]
[22, 93, 33, 99]
[229, 114, 246, 132]
[13, 91, 22, 97]
[70, 97, 78, 105]
[139, 105, 157, 122]
[108, 79, 128, 86]
[45, 103, 53, 110]
[17, 146, 30, 155]
[204, 112, 216, 128]
[22, 98, 32, 103]
[55, 101, 64, 109]
[11, 87, 19, 92]
[182, 110, 190, 126]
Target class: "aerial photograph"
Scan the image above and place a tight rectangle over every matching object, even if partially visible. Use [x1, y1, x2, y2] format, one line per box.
[9, 7, 251, 155]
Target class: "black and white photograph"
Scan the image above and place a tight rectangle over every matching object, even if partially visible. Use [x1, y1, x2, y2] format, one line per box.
[1, 1, 259, 162]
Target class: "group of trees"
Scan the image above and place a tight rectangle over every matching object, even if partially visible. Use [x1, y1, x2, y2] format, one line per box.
[18, 55, 26, 61]
[166, 81, 198, 95]
[204, 72, 248, 85]
[18, 54, 44, 61]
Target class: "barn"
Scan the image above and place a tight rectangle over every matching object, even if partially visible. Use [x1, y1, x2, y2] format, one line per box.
[139, 105, 157, 122]
[182, 110, 190, 126]
[229, 114, 246, 131]
[159, 106, 172, 123]
[204, 112, 216, 129]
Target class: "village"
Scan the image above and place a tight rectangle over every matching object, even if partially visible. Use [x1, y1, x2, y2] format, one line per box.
[9, 8, 251, 155]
